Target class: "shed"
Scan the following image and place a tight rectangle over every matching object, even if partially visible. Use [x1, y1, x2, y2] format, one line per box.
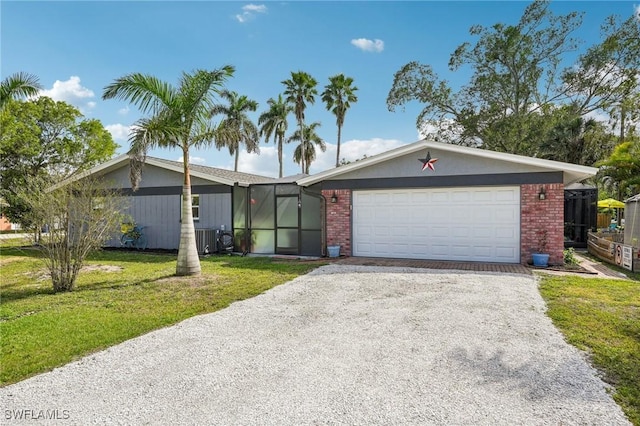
[624, 193, 640, 249]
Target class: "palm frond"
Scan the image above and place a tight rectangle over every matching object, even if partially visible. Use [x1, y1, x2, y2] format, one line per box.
[180, 67, 235, 128]
[0, 72, 42, 108]
[102, 73, 177, 114]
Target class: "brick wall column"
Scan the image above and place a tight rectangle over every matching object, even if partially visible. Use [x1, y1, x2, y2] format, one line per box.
[323, 189, 352, 256]
[520, 183, 564, 265]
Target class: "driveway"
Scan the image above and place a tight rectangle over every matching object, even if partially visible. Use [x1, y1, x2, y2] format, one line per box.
[1, 265, 630, 425]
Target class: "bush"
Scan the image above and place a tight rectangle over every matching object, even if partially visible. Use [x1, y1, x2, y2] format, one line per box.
[563, 248, 580, 266]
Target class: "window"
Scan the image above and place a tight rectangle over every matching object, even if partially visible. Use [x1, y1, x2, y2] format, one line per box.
[192, 195, 200, 221]
[181, 194, 200, 221]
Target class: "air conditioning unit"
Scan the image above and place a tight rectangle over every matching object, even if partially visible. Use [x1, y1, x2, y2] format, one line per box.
[194, 229, 216, 254]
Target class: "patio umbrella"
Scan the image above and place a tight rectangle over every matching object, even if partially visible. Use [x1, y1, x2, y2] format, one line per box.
[597, 198, 625, 209]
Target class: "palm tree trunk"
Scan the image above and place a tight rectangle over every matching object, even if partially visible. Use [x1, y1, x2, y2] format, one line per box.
[277, 135, 283, 178]
[298, 120, 305, 174]
[335, 124, 342, 168]
[176, 148, 201, 276]
[234, 149, 240, 172]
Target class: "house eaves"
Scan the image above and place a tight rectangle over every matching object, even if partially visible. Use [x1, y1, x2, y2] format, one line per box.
[296, 139, 599, 186]
[49, 154, 276, 190]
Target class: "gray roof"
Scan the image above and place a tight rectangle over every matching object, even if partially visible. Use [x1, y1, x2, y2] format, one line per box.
[150, 157, 276, 185]
[625, 194, 640, 203]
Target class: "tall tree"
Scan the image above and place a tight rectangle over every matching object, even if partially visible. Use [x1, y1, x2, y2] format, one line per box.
[0, 97, 116, 227]
[282, 71, 317, 173]
[322, 74, 358, 168]
[563, 14, 640, 141]
[538, 104, 616, 165]
[103, 66, 235, 276]
[387, 1, 640, 159]
[0, 72, 42, 109]
[597, 139, 640, 199]
[210, 90, 259, 172]
[258, 94, 292, 178]
[288, 122, 326, 174]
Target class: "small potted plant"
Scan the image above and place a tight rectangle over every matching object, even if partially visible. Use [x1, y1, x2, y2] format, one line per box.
[532, 230, 550, 267]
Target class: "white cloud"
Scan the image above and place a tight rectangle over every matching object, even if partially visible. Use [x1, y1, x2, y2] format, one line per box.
[105, 124, 132, 142]
[38, 76, 96, 111]
[233, 147, 279, 177]
[635, 4, 640, 21]
[177, 155, 207, 165]
[351, 38, 384, 53]
[310, 138, 406, 174]
[118, 106, 130, 115]
[243, 4, 267, 13]
[235, 3, 267, 23]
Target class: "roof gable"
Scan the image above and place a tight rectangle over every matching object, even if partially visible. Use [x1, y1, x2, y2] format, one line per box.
[54, 154, 276, 189]
[296, 139, 598, 186]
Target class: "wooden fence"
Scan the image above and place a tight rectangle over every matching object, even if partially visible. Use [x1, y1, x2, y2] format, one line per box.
[588, 232, 637, 271]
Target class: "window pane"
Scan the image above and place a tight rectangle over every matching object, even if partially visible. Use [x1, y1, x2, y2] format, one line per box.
[276, 184, 299, 195]
[192, 195, 200, 219]
[301, 193, 321, 229]
[277, 228, 298, 251]
[277, 196, 298, 228]
[301, 230, 321, 256]
[252, 230, 274, 253]
[250, 186, 275, 229]
[233, 186, 247, 229]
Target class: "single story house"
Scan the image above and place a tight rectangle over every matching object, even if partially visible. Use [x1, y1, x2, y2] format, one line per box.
[86, 139, 598, 265]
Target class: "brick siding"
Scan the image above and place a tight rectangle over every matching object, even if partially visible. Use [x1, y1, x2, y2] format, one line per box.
[520, 183, 564, 265]
[323, 189, 352, 256]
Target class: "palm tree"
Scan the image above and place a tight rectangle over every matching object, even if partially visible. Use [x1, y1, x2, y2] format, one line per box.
[102, 66, 235, 276]
[321, 74, 358, 168]
[210, 90, 259, 172]
[282, 71, 318, 174]
[258, 94, 293, 178]
[288, 122, 326, 174]
[0, 72, 42, 109]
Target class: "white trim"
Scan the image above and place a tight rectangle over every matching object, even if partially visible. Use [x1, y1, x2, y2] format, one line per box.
[296, 139, 599, 186]
[49, 154, 239, 190]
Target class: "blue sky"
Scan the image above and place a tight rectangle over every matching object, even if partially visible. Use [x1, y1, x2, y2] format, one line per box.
[2, 1, 638, 177]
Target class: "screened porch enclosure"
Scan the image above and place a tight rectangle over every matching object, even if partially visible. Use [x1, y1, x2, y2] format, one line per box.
[233, 184, 323, 256]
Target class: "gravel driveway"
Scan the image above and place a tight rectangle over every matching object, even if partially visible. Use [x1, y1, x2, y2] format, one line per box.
[1, 265, 630, 425]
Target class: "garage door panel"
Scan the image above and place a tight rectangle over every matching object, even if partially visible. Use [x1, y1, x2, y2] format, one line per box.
[496, 246, 517, 260]
[496, 189, 518, 202]
[452, 227, 470, 238]
[496, 227, 517, 238]
[451, 191, 470, 202]
[430, 191, 449, 203]
[473, 190, 493, 202]
[353, 187, 520, 263]
[431, 227, 449, 237]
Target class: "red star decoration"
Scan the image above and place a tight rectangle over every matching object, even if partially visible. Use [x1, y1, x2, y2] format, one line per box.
[419, 151, 438, 171]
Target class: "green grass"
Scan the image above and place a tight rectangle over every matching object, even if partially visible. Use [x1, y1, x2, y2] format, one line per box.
[0, 241, 325, 386]
[539, 275, 640, 425]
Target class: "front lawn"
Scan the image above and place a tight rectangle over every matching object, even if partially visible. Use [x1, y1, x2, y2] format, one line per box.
[0, 241, 324, 386]
[539, 275, 640, 425]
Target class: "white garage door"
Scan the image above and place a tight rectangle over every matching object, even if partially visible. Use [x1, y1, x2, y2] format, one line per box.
[353, 187, 520, 263]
